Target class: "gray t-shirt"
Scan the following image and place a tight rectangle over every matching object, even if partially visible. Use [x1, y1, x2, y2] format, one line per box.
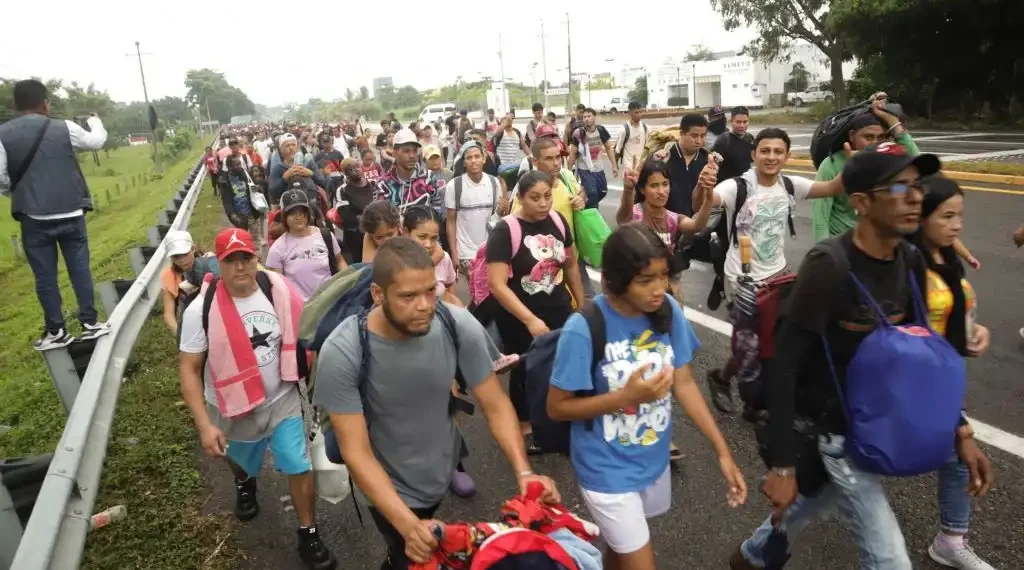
[313, 305, 499, 508]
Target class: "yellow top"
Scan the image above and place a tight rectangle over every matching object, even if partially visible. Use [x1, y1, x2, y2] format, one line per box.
[925, 268, 976, 337]
[511, 169, 578, 235]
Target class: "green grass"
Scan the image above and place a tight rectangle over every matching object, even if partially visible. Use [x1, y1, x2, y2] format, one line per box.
[0, 141, 241, 569]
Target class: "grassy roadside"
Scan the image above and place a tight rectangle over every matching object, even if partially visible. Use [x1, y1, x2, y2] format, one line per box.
[0, 140, 240, 569]
[81, 187, 240, 569]
[786, 152, 1024, 177]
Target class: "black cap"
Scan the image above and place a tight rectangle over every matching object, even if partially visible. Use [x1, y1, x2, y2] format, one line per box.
[841, 142, 941, 195]
[280, 188, 310, 214]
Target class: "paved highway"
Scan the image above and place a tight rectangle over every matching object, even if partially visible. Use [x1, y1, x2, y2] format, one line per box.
[206, 144, 1024, 570]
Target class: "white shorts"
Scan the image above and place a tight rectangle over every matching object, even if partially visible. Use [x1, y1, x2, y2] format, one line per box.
[580, 467, 672, 554]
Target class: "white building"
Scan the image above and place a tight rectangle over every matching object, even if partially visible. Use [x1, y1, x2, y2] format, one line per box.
[645, 43, 857, 110]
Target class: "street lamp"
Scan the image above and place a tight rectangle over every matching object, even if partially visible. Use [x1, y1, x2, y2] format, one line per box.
[530, 62, 539, 104]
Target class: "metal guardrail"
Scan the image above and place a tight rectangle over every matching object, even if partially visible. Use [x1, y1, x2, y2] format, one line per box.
[9, 149, 212, 569]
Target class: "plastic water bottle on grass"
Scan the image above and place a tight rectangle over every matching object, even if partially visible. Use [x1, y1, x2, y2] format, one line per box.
[90, 505, 127, 530]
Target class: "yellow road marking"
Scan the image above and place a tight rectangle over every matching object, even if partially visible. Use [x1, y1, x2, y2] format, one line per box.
[783, 169, 1024, 196]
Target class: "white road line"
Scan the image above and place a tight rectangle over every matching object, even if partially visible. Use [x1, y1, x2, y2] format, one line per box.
[941, 149, 1024, 162]
[583, 266, 1024, 459]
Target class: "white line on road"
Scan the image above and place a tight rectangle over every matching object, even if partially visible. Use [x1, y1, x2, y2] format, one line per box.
[940, 149, 1024, 162]
[583, 266, 1024, 459]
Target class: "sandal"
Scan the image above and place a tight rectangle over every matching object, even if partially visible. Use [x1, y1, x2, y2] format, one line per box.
[669, 442, 684, 462]
[706, 369, 734, 414]
[524, 433, 546, 456]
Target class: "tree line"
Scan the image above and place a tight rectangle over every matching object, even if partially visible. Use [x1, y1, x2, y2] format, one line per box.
[711, 0, 1023, 121]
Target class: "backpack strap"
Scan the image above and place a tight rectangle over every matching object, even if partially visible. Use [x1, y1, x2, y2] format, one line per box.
[548, 211, 566, 242]
[454, 175, 464, 212]
[578, 303, 606, 431]
[489, 175, 499, 215]
[434, 302, 467, 395]
[730, 177, 749, 246]
[782, 176, 797, 238]
[202, 272, 275, 335]
[616, 123, 630, 162]
[506, 215, 524, 259]
[321, 228, 338, 275]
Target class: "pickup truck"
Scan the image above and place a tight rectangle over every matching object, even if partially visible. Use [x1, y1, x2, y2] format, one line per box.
[789, 89, 833, 107]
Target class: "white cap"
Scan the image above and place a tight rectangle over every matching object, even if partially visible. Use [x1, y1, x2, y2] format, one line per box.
[166, 230, 194, 256]
[393, 128, 420, 147]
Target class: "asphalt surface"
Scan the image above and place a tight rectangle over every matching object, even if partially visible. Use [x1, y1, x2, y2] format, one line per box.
[510, 118, 1024, 162]
[198, 144, 1024, 569]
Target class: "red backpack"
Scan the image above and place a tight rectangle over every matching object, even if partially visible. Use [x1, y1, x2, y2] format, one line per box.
[409, 482, 599, 570]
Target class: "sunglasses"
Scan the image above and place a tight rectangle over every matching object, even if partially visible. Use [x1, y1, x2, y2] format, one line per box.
[864, 181, 924, 195]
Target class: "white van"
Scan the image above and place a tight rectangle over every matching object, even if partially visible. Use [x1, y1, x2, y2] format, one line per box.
[419, 103, 457, 124]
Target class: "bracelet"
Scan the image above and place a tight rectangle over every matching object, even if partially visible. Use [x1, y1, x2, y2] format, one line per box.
[770, 467, 796, 478]
[886, 122, 904, 135]
[517, 470, 534, 478]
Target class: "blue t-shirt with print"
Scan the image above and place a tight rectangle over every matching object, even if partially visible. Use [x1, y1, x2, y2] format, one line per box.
[550, 294, 699, 494]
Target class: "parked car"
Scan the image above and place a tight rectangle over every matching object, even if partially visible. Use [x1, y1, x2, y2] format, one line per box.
[419, 103, 457, 124]
[789, 88, 833, 107]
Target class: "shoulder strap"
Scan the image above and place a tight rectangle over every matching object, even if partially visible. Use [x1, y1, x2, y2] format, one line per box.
[454, 175, 464, 212]
[731, 177, 749, 246]
[505, 215, 524, 259]
[782, 176, 796, 238]
[489, 175, 499, 215]
[357, 309, 372, 403]
[616, 124, 630, 159]
[255, 271, 275, 305]
[578, 303, 605, 431]
[321, 228, 338, 275]
[11, 118, 51, 191]
[201, 278, 219, 335]
[434, 302, 466, 393]
[642, 121, 648, 134]
[597, 125, 610, 141]
[548, 211, 566, 242]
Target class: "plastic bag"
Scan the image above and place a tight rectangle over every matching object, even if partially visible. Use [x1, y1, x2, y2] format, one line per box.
[311, 430, 351, 504]
[573, 208, 611, 269]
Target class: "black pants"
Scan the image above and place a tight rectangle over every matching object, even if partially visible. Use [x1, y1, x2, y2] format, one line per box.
[495, 301, 573, 421]
[343, 229, 364, 263]
[369, 503, 441, 570]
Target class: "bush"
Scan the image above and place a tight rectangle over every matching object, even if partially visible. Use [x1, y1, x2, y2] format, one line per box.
[159, 129, 196, 163]
[808, 101, 836, 121]
[667, 96, 689, 107]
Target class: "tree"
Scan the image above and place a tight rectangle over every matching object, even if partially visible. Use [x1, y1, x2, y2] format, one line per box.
[358, 86, 369, 100]
[586, 76, 616, 90]
[345, 88, 354, 102]
[393, 85, 423, 109]
[710, 0, 849, 106]
[184, 68, 255, 124]
[832, 0, 1024, 120]
[786, 62, 811, 93]
[627, 76, 648, 107]
[685, 44, 716, 62]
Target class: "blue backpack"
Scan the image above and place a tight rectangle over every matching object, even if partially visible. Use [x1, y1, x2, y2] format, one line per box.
[822, 248, 966, 477]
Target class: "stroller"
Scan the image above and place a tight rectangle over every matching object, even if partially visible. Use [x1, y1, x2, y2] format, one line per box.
[409, 482, 602, 570]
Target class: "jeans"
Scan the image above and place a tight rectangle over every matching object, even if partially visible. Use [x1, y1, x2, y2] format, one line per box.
[369, 502, 440, 570]
[937, 457, 972, 533]
[21, 215, 98, 332]
[577, 170, 607, 209]
[740, 434, 912, 570]
[577, 250, 596, 300]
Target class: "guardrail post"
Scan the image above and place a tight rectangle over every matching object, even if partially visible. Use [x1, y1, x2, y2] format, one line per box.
[127, 246, 157, 278]
[97, 280, 136, 318]
[0, 454, 54, 569]
[38, 345, 85, 415]
[147, 225, 171, 248]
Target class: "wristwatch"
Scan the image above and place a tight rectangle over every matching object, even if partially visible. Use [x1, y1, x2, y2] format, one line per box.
[770, 467, 796, 478]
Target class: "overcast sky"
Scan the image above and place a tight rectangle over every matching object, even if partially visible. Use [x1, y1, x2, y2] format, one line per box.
[2, 0, 754, 106]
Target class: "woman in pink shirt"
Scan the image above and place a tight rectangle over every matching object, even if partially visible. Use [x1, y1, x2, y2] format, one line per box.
[265, 189, 346, 301]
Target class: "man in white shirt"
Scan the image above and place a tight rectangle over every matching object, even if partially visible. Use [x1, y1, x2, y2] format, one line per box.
[0, 79, 111, 350]
[693, 127, 846, 414]
[615, 101, 648, 170]
[444, 142, 509, 276]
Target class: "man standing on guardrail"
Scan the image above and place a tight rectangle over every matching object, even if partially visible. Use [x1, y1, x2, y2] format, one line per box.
[0, 79, 111, 351]
[178, 228, 337, 570]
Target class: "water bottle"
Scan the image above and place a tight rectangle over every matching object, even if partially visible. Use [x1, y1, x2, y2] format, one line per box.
[90, 505, 127, 530]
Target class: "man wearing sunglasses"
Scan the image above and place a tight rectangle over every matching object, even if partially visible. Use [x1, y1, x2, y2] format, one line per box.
[731, 143, 993, 570]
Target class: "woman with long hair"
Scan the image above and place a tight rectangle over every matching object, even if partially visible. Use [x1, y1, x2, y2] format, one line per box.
[547, 223, 745, 570]
[910, 175, 995, 569]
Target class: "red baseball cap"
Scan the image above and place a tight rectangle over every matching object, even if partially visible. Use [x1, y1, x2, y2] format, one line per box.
[214, 228, 258, 260]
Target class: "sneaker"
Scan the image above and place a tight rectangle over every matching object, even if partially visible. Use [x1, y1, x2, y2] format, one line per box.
[928, 534, 995, 570]
[234, 477, 260, 522]
[80, 321, 111, 341]
[33, 329, 74, 352]
[297, 526, 337, 570]
[450, 469, 477, 498]
[706, 369, 734, 414]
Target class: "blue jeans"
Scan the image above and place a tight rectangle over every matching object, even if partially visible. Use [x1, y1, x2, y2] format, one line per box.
[937, 457, 972, 533]
[577, 170, 607, 209]
[21, 215, 98, 332]
[740, 434, 912, 570]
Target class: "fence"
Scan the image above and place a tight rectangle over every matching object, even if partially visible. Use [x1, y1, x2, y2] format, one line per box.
[4, 145, 213, 569]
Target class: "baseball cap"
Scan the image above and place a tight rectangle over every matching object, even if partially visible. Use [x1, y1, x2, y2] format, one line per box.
[278, 133, 297, 146]
[214, 228, 257, 260]
[393, 128, 420, 147]
[535, 124, 558, 139]
[841, 142, 942, 195]
[281, 188, 310, 214]
[166, 230, 194, 256]
[423, 144, 442, 160]
[708, 105, 725, 118]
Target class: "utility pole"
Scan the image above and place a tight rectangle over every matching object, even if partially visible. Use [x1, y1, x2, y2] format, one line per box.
[497, 34, 507, 115]
[540, 20, 549, 108]
[565, 13, 573, 112]
[127, 41, 161, 174]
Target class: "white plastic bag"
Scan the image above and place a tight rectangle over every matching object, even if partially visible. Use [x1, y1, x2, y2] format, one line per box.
[311, 430, 351, 505]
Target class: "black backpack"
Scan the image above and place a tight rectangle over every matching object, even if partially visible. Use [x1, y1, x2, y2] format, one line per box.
[809, 99, 905, 168]
[728, 176, 796, 248]
[320, 228, 339, 275]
